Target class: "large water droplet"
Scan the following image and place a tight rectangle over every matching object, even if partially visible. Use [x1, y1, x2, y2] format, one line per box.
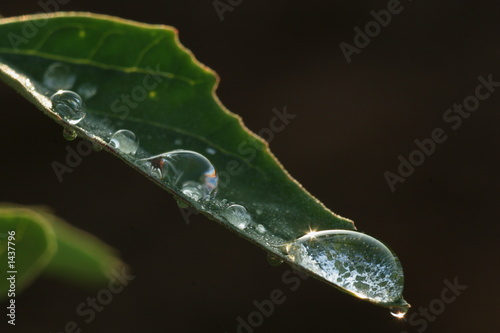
[138, 150, 218, 200]
[224, 204, 251, 230]
[50, 90, 85, 125]
[109, 129, 139, 155]
[43, 63, 76, 90]
[286, 230, 406, 305]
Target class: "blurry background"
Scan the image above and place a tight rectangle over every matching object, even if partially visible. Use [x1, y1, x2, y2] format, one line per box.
[0, 0, 499, 332]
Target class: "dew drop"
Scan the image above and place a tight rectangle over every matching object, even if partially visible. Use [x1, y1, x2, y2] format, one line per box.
[176, 197, 190, 209]
[224, 204, 251, 230]
[77, 82, 97, 100]
[206, 147, 216, 155]
[109, 129, 139, 155]
[92, 142, 103, 152]
[181, 182, 203, 201]
[267, 253, 283, 266]
[43, 63, 76, 90]
[390, 306, 409, 319]
[286, 230, 406, 305]
[138, 150, 218, 200]
[24, 78, 35, 91]
[62, 127, 77, 141]
[50, 90, 85, 125]
[256, 224, 266, 234]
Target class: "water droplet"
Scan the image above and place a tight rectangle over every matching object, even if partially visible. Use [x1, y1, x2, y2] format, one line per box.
[267, 253, 283, 266]
[181, 182, 203, 201]
[390, 306, 409, 318]
[92, 142, 103, 152]
[109, 129, 139, 155]
[62, 127, 77, 141]
[43, 63, 76, 90]
[176, 197, 190, 209]
[77, 82, 97, 100]
[224, 204, 251, 230]
[174, 139, 182, 145]
[286, 230, 406, 305]
[256, 224, 266, 234]
[50, 90, 85, 125]
[206, 147, 216, 155]
[138, 150, 218, 200]
[24, 78, 35, 91]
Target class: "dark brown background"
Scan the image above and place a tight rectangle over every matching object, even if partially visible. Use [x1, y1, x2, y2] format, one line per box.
[0, 0, 499, 332]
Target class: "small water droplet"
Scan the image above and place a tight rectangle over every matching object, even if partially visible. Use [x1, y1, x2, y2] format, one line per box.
[24, 78, 35, 91]
[390, 306, 409, 318]
[181, 182, 203, 201]
[92, 142, 103, 152]
[206, 147, 216, 155]
[77, 82, 97, 100]
[176, 197, 190, 209]
[50, 90, 85, 125]
[43, 63, 76, 90]
[174, 139, 182, 145]
[109, 129, 139, 155]
[286, 230, 406, 305]
[267, 253, 283, 266]
[256, 224, 266, 234]
[62, 127, 77, 141]
[224, 204, 251, 230]
[138, 150, 218, 200]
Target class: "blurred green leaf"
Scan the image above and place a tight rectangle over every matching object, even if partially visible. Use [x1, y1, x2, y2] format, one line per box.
[0, 204, 124, 300]
[0, 206, 57, 299]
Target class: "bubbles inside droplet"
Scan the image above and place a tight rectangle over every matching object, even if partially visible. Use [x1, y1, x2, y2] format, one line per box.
[138, 150, 218, 200]
[286, 230, 406, 305]
[62, 127, 77, 141]
[224, 204, 251, 230]
[50, 90, 85, 125]
[109, 129, 139, 155]
[43, 63, 76, 90]
[267, 253, 283, 266]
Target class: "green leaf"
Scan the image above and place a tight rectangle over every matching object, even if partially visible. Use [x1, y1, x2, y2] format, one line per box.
[0, 204, 125, 300]
[40, 209, 125, 286]
[0, 205, 57, 298]
[0, 13, 408, 311]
